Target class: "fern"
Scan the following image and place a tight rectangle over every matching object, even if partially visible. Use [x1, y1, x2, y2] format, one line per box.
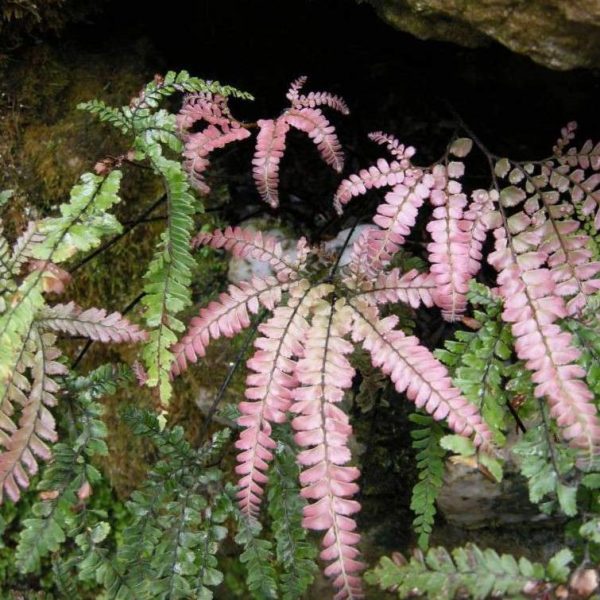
[6, 73, 600, 600]
[15, 364, 129, 573]
[234, 512, 279, 600]
[409, 413, 446, 550]
[268, 438, 318, 599]
[33, 170, 123, 263]
[435, 281, 514, 442]
[365, 544, 573, 600]
[81, 71, 252, 404]
[75, 408, 235, 599]
[140, 153, 196, 403]
[513, 417, 579, 516]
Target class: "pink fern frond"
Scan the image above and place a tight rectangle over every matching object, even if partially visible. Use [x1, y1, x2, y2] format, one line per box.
[192, 226, 306, 280]
[296, 91, 350, 115]
[285, 74, 349, 114]
[550, 150, 600, 228]
[562, 135, 600, 171]
[363, 171, 434, 275]
[176, 92, 232, 131]
[333, 133, 416, 215]
[252, 117, 290, 208]
[552, 121, 577, 158]
[285, 107, 344, 173]
[489, 226, 600, 453]
[536, 195, 600, 315]
[0, 328, 35, 451]
[368, 132, 416, 162]
[355, 268, 436, 308]
[426, 165, 473, 321]
[236, 280, 324, 517]
[286, 76, 308, 105]
[291, 299, 364, 599]
[170, 276, 289, 377]
[132, 360, 149, 386]
[350, 299, 493, 448]
[0, 331, 64, 503]
[183, 124, 251, 195]
[463, 189, 497, 277]
[504, 162, 600, 315]
[39, 302, 147, 343]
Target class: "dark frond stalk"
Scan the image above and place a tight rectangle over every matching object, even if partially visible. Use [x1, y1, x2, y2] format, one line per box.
[69, 194, 166, 274]
[199, 309, 267, 441]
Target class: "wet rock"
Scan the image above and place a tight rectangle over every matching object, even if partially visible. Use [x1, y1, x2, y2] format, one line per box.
[436, 457, 548, 529]
[365, 0, 600, 70]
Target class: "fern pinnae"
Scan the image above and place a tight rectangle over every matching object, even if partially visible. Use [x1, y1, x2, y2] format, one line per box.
[194, 225, 306, 281]
[349, 298, 493, 448]
[253, 117, 291, 208]
[141, 154, 196, 403]
[426, 163, 473, 321]
[488, 213, 600, 455]
[0, 321, 35, 448]
[236, 280, 324, 517]
[291, 298, 364, 600]
[38, 302, 147, 343]
[0, 327, 64, 503]
[354, 268, 436, 309]
[436, 284, 513, 442]
[235, 510, 279, 599]
[409, 413, 446, 550]
[170, 274, 289, 377]
[16, 365, 122, 574]
[267, 434, 318, 600]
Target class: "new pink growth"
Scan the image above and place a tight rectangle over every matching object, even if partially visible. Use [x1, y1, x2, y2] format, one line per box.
[192, 225, 305, 282]
[170, 276, 287, 376]
[252, 118, 290, 208]
[489, 226, 600, 453]
[286, 107, 345, 173]
[426, 164, 473, 321]
[291, 300, 364, 600]
[177, 92, 251, 194]
[350, 299, 493, 448]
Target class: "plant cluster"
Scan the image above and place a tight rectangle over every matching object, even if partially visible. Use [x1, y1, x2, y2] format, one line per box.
[1, 71, 600, 599]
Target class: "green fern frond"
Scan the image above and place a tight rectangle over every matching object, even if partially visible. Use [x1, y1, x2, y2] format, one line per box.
[77, 99, 132, 134]
[435, 282, 513, 442]
[34, 170, 123, 263]
[268, 434, 318, 599]
[15, 364, 128, 573]
[235, 513, 279, 600]
[513, 417, 578, 516]
[101, 409, 233, 598]
[141, 155, 196, 403]
[409, 413, 446, 550]
[366, 544, 572, 599]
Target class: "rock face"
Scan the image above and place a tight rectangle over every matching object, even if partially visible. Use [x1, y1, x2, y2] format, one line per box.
[366, 0, 600, 70]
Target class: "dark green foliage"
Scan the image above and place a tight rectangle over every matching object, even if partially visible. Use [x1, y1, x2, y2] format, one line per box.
[268, 432, 318, 599]
[435, 282, 513, 443]
[513, 417, 578, 517]
[366, 544, 573, 600]
[409, 413, 446, 550]
[76, 407, 234, 599]
[234, 513, 279, 600]
[15, 364, 129, 574]
[565, 309, 600, 398]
